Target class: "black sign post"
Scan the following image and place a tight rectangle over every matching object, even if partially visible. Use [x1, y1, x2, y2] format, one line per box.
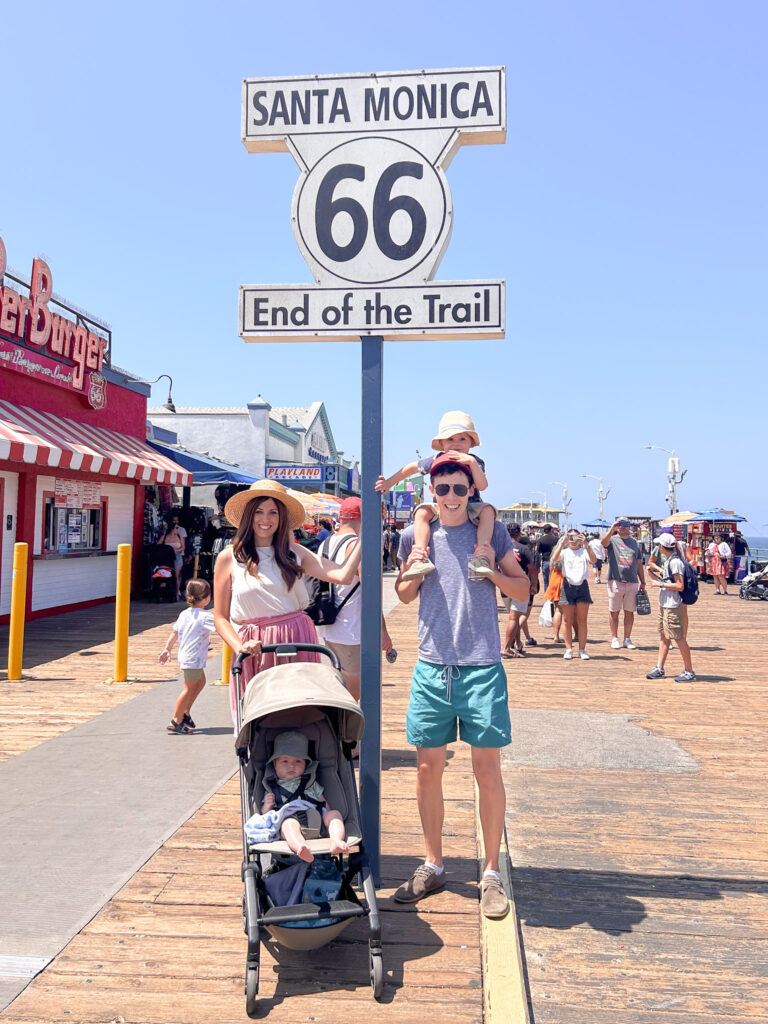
[359, 336, 383, 885]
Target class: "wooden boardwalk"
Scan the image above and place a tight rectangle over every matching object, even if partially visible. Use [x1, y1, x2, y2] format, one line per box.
[1, 579, 767, 1022]
[0, 601, 187, 762]
[501, 579, 768, 1023]
[0, 601, 485, 1023]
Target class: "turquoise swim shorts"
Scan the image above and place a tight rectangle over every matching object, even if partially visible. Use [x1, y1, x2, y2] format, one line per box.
[406, 660, 511, 749]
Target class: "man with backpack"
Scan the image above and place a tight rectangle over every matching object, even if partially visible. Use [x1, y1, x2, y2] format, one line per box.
[645, 533, 697, 682]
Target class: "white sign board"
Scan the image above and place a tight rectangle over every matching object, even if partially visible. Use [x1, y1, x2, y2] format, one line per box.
[240, 66, 506, 342]
[241, 281, 504, 342]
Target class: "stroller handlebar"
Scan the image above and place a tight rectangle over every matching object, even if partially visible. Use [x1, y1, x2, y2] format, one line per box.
[233, 643, 342, 673]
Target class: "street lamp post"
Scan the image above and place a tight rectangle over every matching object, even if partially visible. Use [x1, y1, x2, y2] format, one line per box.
[643, 444, 686, 515]
[581, 474, 611, 522]
[133, 373, 177, 413]
[550, 480, 572, 527]
[531, 490, 547, 522]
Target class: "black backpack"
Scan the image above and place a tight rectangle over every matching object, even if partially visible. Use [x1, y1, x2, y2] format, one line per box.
[664, 553, 699, 605]
[304, 535, 360, 626]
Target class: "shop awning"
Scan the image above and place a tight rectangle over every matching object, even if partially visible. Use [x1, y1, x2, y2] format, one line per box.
[0, 400, 192, 486]
[148, 440, 258, 485]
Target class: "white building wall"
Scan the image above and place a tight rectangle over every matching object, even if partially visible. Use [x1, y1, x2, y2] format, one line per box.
[0, 471, 19, 616]
[269, 436, 298, 462]
[148, 411, 267, 477]
[31, 478, 134, 612]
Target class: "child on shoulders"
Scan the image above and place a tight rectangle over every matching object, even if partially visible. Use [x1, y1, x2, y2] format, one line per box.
[375, 410, 496, 581]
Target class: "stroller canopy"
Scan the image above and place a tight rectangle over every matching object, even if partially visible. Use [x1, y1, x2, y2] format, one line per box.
[236, 661, 365, 750]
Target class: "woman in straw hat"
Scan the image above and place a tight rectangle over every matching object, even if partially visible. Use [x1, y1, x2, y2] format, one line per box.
[213, 480, 360, 723]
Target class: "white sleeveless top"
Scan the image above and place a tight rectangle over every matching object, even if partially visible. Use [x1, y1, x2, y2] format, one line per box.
[229, 546, 310, 623]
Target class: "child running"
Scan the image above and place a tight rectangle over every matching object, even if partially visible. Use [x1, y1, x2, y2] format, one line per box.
[259, 730, 348, 862]
[159, 578, 215, 734]
[375, 410, 496, 581]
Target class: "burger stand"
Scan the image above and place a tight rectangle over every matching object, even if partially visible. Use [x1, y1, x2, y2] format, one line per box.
[0, 238, 191, 624]
[239, 66, 507, 880]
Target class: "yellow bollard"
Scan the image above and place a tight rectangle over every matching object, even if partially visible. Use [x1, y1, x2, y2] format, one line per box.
[108, 543, 132, 684]
[213, 641, 233, 685]
[7, 543, 28, 681]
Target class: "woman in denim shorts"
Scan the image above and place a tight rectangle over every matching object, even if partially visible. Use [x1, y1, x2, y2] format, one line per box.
[552, 530, 597, 661]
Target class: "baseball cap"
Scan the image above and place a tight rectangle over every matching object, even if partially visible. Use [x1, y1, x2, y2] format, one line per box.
[429, 452, 474, 482]
[338, 497, 362, 520]
[657, 532, 677, 549]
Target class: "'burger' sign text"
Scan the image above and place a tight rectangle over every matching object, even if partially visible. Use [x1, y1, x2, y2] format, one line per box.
[0, 236, 110, 401]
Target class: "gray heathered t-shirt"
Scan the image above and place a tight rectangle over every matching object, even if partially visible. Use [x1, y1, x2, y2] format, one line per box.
[605, 535, 642, 583]
[398, 518, 512, 666]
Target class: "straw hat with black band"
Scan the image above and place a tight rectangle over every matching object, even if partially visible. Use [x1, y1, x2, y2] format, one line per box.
[224, 480, 307, 531]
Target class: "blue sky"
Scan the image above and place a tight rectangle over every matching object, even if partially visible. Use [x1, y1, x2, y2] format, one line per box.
[2, 1, 766, 526]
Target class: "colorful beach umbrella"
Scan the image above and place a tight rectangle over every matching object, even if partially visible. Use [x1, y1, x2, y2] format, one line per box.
[659, 510, 697, 527]
[688, 508, 746, 523]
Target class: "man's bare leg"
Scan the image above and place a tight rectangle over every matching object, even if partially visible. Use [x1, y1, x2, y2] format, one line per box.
[471, 747, 505, 873]
[416, 746, 447, 866]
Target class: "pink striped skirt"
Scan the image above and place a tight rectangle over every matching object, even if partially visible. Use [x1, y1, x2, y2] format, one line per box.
[230, 610, 321, 724]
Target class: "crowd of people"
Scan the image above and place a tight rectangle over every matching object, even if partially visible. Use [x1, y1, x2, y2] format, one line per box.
[154, 406, 737, 925]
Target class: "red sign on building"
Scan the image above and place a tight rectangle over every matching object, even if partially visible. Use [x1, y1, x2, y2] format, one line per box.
[0, 236, 111, 405]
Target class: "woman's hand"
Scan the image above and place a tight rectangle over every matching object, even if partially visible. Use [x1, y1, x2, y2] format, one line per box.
[238, 638, 263, 657]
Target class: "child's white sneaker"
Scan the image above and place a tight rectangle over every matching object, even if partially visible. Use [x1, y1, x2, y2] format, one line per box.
[401, 558, 436, 581]
[468, 556, 494, 580]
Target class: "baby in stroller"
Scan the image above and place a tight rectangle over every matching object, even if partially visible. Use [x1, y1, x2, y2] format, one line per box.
[253, 730, 349, 862]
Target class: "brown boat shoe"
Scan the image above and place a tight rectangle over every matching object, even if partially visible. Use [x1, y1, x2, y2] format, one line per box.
[393, 864, 446, 903]
[480, 874, 510, 919]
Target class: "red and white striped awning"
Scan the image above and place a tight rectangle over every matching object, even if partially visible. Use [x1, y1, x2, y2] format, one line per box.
[0, 400, 193, 486]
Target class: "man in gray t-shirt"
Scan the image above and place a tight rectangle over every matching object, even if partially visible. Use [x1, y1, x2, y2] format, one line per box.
[392, 453, 529, 920]
[601, 519, 647, 651]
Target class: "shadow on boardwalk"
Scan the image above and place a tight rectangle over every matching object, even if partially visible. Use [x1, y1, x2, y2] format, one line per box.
[513, 866, 768, 937]
[246, 853, 482, 1017]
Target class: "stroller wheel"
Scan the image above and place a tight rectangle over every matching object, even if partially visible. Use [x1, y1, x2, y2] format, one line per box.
[369, 949, 384, 1000]
[245, 964, 260, 1018]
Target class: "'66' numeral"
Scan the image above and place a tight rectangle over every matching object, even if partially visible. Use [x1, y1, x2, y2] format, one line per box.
[315, 161, 427, 263]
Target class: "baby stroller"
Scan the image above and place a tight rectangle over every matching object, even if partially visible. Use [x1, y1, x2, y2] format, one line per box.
[739, 563, 768, 600]
[148, 543, 176, 602]
[233, 645, 383, 1018]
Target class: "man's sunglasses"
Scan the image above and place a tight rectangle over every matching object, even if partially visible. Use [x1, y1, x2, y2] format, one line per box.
[434, 482, 469, 497]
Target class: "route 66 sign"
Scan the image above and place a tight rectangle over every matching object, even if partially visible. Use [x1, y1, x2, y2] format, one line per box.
[240, 67, 506, 341]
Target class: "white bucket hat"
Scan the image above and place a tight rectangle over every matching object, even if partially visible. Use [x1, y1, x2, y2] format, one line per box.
[431, 410, 480, 451]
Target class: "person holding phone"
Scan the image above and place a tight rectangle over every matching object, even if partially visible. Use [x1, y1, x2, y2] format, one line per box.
[552, 529, 597, 660]
[601, 518, 647, 651]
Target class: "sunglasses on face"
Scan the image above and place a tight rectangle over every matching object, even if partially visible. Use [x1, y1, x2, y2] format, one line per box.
[434, 482, 469, 497]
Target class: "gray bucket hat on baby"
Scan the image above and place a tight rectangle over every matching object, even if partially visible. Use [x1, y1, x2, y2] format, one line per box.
[268, 730, 316, 770]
